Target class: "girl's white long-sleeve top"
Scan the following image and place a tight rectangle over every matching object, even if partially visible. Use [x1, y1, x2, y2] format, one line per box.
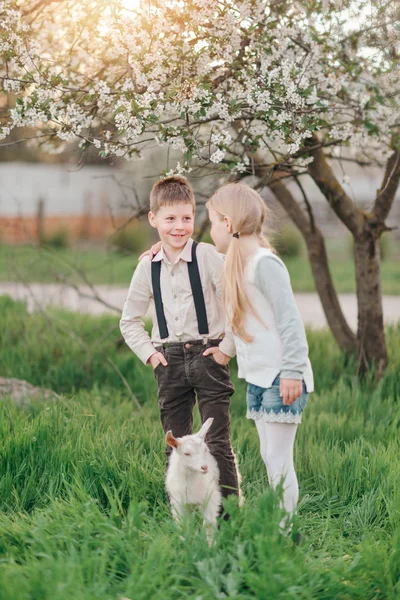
[232, 248, 314, 392]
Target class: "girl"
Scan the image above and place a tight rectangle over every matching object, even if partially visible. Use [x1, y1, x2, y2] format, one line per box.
[203, 182, 314, 532]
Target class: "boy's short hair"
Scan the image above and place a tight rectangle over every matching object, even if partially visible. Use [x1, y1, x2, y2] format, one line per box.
[150, 176, 195, 214]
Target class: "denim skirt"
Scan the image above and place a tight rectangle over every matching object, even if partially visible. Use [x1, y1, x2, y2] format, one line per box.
[246, 374, 309, 424]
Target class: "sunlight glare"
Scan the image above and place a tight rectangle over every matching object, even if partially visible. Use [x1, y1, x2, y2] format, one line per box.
[121, 0, 142, 10]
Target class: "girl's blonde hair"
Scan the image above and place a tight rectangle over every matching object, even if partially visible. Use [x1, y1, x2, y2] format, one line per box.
[207, 182, 273, 342]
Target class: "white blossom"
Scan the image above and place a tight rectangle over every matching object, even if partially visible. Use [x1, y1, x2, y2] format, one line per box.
[0, 0, 397, 171]
[210, 149, 226, 163]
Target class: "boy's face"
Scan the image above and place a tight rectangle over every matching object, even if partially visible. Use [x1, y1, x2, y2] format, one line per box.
[148, 202, 194, 252]
[208, 206, 232, 253]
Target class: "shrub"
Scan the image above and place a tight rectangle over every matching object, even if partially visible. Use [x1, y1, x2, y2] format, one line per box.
[272, 225, 303, 258]
[42, 228, 70, 249]
[109, 220, 152, 255]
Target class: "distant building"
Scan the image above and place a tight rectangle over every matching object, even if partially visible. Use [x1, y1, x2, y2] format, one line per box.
[0, 154, 399, 244]
[0, 158, 160, 243]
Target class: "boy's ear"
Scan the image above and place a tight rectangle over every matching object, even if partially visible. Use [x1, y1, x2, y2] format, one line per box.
[148, 211, 157, 228]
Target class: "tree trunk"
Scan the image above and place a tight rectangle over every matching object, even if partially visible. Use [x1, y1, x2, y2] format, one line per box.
[267, 177, 357, 354]
[304, 136, 399, 376]
[37, 197, 45, 247]
[305, 229, 357, 354]
[354, 229, 388, 376]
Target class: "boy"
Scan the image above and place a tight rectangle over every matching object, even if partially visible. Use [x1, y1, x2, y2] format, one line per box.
[120, 176, 239, 501]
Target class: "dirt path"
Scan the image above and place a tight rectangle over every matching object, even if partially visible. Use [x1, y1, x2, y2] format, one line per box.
[1, 282, 399, 330]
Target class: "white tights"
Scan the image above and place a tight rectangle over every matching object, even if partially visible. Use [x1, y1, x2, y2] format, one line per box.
[255, 420, 299, 527]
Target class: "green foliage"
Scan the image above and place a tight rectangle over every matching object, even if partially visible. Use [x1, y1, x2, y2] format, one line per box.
[273, 225, 304, 258]
[0, 297, 400, 599]
[42, 228, 70, 249]
[109, 221, 152, 255]
[196, 227, 214, 245]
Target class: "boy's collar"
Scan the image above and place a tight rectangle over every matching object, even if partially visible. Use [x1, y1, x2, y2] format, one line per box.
[152, 237, 194, 264]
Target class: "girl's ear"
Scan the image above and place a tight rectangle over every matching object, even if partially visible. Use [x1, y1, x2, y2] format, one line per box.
[148, 211, 157, 228]
[224, 216, 233, 234]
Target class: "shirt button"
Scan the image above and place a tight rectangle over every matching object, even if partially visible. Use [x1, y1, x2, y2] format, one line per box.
[175, 317, 178, 321]
[171, 272, 175, 277]
[174, 295, 177, 299]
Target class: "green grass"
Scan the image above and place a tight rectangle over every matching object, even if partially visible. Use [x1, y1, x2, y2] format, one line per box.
[0, 296, 400, 599]
[0, 245, 139, 287]
[286, 255, 400, 295]
[1, 241, 400, 294]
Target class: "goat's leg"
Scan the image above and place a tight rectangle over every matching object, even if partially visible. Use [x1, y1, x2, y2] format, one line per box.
[170, 499, 190, 542]
[170, 498, 184, 525]
[202, 493, 220, 546]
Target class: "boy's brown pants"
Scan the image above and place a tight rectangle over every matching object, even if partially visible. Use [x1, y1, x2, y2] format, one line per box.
[154, 339, 239, 499]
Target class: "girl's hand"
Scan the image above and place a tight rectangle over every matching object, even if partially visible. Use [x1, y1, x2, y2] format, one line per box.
[139, 241, 162, 261]
[203, 346, 231, 366]
[280, 379, 302, 406]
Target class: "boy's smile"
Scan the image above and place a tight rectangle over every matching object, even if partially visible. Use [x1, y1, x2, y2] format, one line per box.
[148, 202, 195, 261]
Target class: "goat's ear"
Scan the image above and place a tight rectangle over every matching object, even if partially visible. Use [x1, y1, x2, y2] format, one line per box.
[198, 417, 214, 439]
[165, 430, 180, 448]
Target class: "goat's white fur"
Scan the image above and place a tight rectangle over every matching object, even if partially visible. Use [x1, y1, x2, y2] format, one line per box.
[165, 418, 240, 544]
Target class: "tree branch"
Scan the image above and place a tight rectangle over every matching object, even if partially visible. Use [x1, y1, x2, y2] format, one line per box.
[373, 148, 400, 222]
[267, 177, 312, 235]
[305, 135, 364, 236]
[292, 174, 316, 233]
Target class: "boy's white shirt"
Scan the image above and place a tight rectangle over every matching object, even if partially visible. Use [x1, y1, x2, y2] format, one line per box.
[120, 237, 236, 364]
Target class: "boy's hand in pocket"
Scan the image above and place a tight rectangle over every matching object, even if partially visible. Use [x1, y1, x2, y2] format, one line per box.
[139, 241, 162, 262]
[280, 379, 302, 406]
[148, 352, 168, 370]
[203, 347, 231, 366]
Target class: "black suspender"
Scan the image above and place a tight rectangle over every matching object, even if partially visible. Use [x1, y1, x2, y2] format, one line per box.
[151, 260, 169, 340]
[151, 241, 209, 340]
[187, 242, 209, 336]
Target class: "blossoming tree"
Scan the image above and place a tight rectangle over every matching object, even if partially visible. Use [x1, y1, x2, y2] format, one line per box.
[1, 0, 399, 374]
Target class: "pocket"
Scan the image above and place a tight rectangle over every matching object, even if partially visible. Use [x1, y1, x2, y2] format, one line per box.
[205, 353, 218, 365]
[247, 384, 263, 410]
[153, 349, 167, 374]
[205, 353, 229, 372]
[153, 361, 163, 375]
[271, 374, 281, 387]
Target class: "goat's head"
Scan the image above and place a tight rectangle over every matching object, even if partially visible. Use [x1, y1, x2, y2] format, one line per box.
[165, 418, 214, 474]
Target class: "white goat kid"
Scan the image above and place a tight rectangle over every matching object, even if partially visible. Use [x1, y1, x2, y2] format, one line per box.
[165, 418, 221, 543]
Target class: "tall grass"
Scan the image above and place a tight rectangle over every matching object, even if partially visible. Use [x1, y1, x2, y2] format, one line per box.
[0, 296, 399, 599]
